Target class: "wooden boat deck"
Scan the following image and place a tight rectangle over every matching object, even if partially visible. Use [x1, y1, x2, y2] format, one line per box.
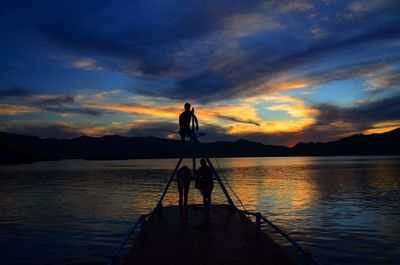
[123, 204, 295, 265]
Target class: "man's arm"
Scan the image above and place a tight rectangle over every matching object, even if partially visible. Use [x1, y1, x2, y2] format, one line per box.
[193, 114, 199, 131]
[179, 113, 183, 128]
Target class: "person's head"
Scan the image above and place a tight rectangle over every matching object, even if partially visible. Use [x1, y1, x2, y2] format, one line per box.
[179, 166, 191, 177]
[184, 102, 191, 111]
[200, 158, 207, 166]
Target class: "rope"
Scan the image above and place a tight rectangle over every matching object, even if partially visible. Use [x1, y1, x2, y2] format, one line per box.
[197, 139, 247, 211]
[212, 156, 248, 213]
[212, 157, 322, 265]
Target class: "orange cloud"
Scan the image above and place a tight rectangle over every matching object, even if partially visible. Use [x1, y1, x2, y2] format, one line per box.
[196, 105, 261, 125]
[246, 73, 314, 95]
[274, 81, 312, 90]
[0, 104, 41, 115]
[228, 120, 313, 135]
[78, 126, 113, 136]
[225, 95, 318, 135]
[363, 121, 400, 134]
[91, 104, 180, 118]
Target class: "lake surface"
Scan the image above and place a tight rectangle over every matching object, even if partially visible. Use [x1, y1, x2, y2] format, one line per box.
[1, 156, 399, 265]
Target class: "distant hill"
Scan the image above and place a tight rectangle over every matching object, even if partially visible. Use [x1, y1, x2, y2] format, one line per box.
[0, 133, 289, 162]
[0, 140, 35, 164]
[0, 128, 399, 164]
[291, 128, 400, 156]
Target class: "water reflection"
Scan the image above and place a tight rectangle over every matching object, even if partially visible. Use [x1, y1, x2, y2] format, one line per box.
[210, 156, 400, 265]
[0, 156, 399, 265]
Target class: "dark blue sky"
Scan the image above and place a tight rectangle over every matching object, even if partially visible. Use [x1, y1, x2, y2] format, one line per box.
[1, 0, 399, 145]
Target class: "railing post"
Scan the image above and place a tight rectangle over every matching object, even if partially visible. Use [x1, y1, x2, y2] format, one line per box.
[256, 212, 261, 231]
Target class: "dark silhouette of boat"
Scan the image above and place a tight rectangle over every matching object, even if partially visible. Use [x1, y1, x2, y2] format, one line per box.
[107, 128, 322, 265]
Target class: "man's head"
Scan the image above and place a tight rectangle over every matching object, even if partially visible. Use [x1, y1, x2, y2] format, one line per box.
[200, 158, 207, 166]
[184, 103, 191, 111]
[181, 165, 190, 172]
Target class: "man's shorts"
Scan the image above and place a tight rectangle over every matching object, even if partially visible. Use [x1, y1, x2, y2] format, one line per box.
[179, 128, 193, 138]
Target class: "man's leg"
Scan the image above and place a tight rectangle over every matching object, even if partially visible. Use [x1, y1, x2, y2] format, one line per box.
[205, 193, 210, 212]
[207, 193, 211, 211]
[208, 186, 213, 207]
[206, 186, 213, 212]
[180, 133, 185, 151]
[183, 182, 190, 208]
[178, 182, 183, 210]
[202, 191, 207, 206]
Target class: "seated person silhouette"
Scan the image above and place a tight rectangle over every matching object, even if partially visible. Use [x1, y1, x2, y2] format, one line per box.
[197, 158, 214, 215]
[176, 165, 191, 214]
[179, 102, 198, 148]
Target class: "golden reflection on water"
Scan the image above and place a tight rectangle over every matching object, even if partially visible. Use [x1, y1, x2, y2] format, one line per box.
[221, 157, 319, 215]
[366, 159, 400, 191]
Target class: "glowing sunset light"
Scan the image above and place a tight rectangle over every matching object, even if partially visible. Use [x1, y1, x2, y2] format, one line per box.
[0, 1, 399, 145]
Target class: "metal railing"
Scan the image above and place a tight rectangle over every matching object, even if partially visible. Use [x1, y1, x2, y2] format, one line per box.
[107, 213, 150, 265]
[239, 210, 322, 265]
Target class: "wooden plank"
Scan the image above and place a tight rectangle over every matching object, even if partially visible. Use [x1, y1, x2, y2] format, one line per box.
[123, 205, 295, 265]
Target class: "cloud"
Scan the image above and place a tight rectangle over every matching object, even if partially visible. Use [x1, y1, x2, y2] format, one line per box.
[217, 115, 260, 126]
[7, 0, 397, 103]
[262, 95, 318, 118]
[311, 27, 327, 39]
[278, 0, 314, 13]
[128, 121, 179, 138]
[198, 105, 261, 126]
[366, 71, 400, 92]
[0, 88, 265, 129]
[127, 120, 235, 142]
[0, 121, 81, 138]
[1, 1, 400, 145]
[338, 0, 395, 20]
[363, 121, 400, 134]
[69, 57, 104, 71]
[25, 1, 258, 76]
[80, 91, 264, 127]
[159, 25, 400, 102]
[50, 55, 105, 71]
[42, 106, 103, 116]
[1, 93, 398, 145]
[0, 120, 129, 138]
[316, 95, 400, 126]
[0, 86, 31, 97]
[184, 95, 315, 140]
[221, 12, 283, 39]
[229, 93, 400, 145]
[0, 118, 237, 143]
[0, 104, 41, 115]
[0, 90, 103, 116]
[91, 104, 179, 118]
[35, 95, 76, 104]
[310, 93, 400, 138]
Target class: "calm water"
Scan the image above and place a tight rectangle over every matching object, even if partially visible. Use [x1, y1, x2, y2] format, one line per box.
[1, 157, 399, 265]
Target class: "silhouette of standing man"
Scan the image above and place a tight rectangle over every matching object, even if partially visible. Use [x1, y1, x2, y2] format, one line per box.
[176, 165, 191, 214]
[198, 158, 214, 215]
[179, 103, 198, 149]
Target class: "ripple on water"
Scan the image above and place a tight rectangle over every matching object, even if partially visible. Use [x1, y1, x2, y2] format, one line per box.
[0, 157, 399, 265]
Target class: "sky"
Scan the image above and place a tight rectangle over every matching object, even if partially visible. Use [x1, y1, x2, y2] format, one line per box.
[0, 0, 399, 146]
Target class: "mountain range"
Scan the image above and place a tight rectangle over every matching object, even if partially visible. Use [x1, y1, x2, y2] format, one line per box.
[0, 128, 399, 164]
